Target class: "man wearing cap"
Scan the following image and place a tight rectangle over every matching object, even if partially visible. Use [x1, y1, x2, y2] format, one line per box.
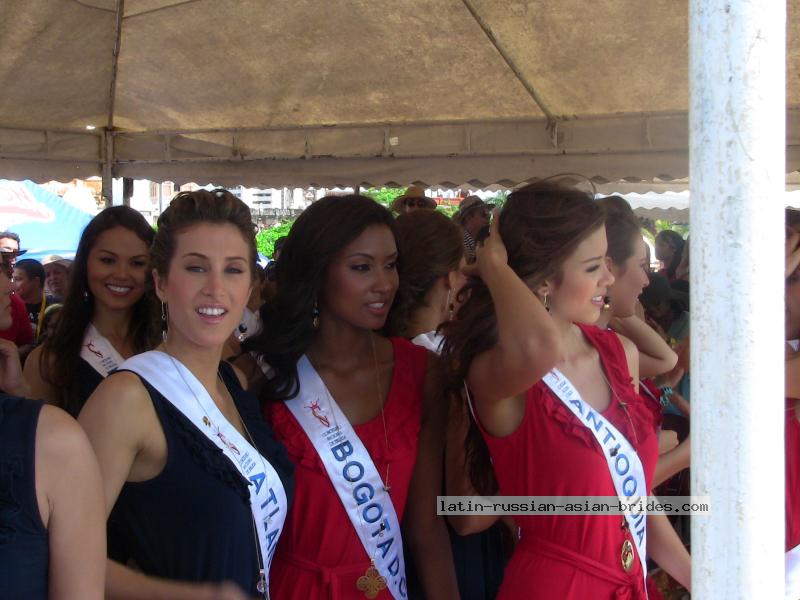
[42, 255, 72, 302]
[390, 185, 437, 214]
[454, 195, 493, 261]
[0, 249, 34, 350]
[0, 232, 26, 268]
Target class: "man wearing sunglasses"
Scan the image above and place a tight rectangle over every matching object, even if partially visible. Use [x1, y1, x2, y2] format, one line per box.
[454, 195, 494, 261]
[390, 185, 437, 214]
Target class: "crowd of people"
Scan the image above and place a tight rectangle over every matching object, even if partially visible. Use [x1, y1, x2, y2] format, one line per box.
[0, 180, 796, 600]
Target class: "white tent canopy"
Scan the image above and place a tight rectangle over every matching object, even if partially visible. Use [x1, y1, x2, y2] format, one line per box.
[1, 0, 798, 189]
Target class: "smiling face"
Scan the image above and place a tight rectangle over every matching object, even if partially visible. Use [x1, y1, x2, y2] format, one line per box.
[607, 237, 650, 317]
[154, 222, 253, 351]
[546, 226, 615, 324]
[87, 226, 149, 313]
[320, 224, 399, 331]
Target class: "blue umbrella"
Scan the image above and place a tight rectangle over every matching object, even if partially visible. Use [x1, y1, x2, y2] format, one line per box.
[0, 180, 94, 262]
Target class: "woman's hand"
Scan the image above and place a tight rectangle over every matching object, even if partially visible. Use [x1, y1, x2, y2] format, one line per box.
[0, 338, 31, 397]
[473, 209, 507, 277]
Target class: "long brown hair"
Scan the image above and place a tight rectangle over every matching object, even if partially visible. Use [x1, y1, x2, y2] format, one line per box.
[385, 210, 463, 338]
[598, 195, 642, 268]
[440, 180, 606, 493]
[41, 206, 160, 417]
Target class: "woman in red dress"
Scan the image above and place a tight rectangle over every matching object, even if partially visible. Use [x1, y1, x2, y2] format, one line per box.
[246, 195, 458, 599]
[441, 181, 691, 599]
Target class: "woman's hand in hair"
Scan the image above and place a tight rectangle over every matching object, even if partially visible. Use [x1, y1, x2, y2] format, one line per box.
[0, 337, 31, 397]
[473, 209, 507, 277]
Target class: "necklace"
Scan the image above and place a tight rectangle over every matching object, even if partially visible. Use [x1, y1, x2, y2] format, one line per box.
[597, 364, 640, 446]
[162, 344, 270, 599]
[368, 332, 392, 493]
[308, 332, 393, 597]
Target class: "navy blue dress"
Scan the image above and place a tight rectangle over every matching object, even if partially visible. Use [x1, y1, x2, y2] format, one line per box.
[108, 362, 294, 595]
[0, 395, 48, 600]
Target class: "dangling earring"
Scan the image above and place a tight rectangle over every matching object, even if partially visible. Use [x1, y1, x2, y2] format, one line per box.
[312, 300, 320, 329]
[445, 289, 454, 321]
[161, 302, 168, 342]
[603, 295, 611, 310]
[83, 290, 89, 302]
[542, 292, 550, 312]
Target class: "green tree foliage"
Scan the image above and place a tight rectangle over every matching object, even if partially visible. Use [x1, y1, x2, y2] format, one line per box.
[256, 221, 294, 258]
[654, 219, 690, 238]
[362, 187, 405, 207]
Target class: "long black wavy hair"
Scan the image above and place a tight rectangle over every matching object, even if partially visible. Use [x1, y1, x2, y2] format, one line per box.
[244, 194, 397, 401]
[40, 206, 160, 417]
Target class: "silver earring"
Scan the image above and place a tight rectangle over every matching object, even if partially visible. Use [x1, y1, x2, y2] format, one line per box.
[542, 292, 550, 312]
[161, 302, 168, 341]
[312, 301, 320, 329]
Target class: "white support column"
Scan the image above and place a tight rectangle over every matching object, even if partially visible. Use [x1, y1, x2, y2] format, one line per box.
[690, 0, 786, 598]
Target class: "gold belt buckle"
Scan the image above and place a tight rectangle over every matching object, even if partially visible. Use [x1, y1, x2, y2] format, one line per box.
[621, 539, 634, 572]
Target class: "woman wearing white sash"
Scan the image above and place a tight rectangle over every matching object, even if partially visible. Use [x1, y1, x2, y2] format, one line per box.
[79, 190, 293, 600]
[245, 195, 459, 599]
[25, 206, 160, 417]
[784, 209, 800, 599]
[440, 180, 691, 600]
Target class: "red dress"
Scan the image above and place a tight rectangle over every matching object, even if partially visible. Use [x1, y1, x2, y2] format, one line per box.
[787, 397, 800, 553]
[265, 337, 427, 599]
[480, 324, 660, 600]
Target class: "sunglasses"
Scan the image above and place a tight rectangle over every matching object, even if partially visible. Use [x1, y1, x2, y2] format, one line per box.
[404, 199, 431, 208]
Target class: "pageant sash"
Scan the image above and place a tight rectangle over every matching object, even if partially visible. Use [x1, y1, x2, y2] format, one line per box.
[80, 323, 124, 377]
[543, 368, 649, 589]
[285, 355, 407, 600]
[787, 544, 800, 599]
[411, 331, 444, 354]
[120, 351, 287, 593]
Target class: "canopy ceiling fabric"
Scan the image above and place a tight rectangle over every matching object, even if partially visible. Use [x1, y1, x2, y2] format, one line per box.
[1, 0, 799, 188]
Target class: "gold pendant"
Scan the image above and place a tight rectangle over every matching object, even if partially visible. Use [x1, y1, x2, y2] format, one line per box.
[356, 563, 387, 599]
[256, 568, 266, 593]
[202, 416, 211, 427]
[620, 539, 634, 572]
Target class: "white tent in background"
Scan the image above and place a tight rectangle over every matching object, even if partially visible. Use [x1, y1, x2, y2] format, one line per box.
[0, 0, 797, 192]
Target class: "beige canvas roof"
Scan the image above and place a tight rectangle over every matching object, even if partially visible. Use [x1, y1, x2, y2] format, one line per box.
[1, 0, 798, 187]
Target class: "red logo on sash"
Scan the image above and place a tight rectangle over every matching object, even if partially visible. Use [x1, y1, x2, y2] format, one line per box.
[306, 400, 330, 427]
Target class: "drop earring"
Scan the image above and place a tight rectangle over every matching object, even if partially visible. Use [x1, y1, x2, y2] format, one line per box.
[161, 302, 168, 342]
[312, 300, 320, 329]
[542, 292, 550, 312]
[603, 296, 611, 310]
[445, 289, 454, 321]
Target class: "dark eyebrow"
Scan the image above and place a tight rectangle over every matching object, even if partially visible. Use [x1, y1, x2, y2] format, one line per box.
[581, 255, 604, 264]
[182, 252, 248, 261]
[346, 251, 399, 259]
[97, 249, 147, 260]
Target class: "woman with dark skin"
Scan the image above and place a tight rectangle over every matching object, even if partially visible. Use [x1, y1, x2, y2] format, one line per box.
[246, 195, 458, 599]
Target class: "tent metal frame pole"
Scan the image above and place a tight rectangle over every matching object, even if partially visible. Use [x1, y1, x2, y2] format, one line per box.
[459, 0, 556, 124]
[690, 0, 786, 597]
[102, 130, 113, 207]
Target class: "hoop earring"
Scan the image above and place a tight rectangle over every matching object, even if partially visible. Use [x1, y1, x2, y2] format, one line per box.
[312, 300, 320, 329]
[161, 302, 168, 341]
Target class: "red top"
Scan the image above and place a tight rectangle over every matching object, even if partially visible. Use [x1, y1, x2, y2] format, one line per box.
[0, 294, 34, 346]
[265, 337, 427, 600]
[787, 397, 800, 552]
[480, 324, 660, 600]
